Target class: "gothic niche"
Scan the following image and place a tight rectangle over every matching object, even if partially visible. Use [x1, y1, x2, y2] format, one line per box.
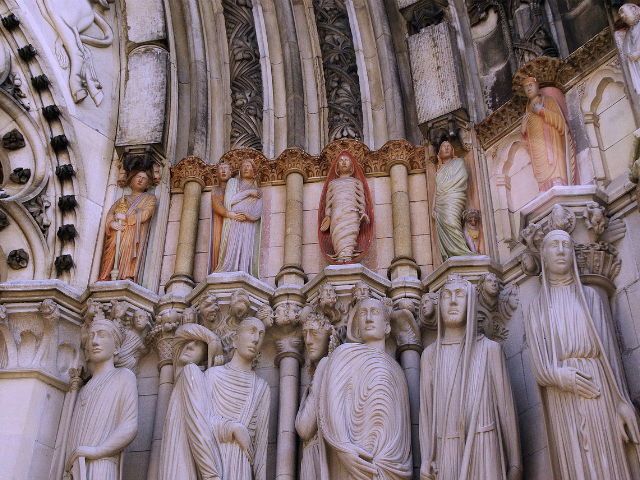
[313, 0, 364, 141]
[223, 0, 264, 151]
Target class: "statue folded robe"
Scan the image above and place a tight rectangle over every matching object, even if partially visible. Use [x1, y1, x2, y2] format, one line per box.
[215, 178, 263, 277]
[205, 363, 270, 480]
[434, 157, 475, 261]
[324, 176, 367, 261]
[158, 363, 223, 480]
[65, 368, 138, 480]
[317, 343, 413, 480]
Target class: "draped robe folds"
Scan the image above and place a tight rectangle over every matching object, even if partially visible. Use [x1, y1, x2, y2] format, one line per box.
[317, 343, 413, 480]
[205, 364, 270, 480]
[526, 283, 640, 480]
[522, 95, 577, 191]
[158, 363, 223, 480]
[295, 357, 328, 480]
[98, 192, 157, 282]
[65, 368, 138, 480]
[420, 337, 521, 479]
[324, 176, 367, 261]
[215, 178, 263, 277]
[209, 185, 226, 273]
[116, 329, 146, 373]
[623, 22, 640, 95]
[434, 158, 475, 261]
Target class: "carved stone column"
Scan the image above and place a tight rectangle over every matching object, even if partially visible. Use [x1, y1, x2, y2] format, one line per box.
[383, 141, 420, 280]
[277, 150, 309, 287]
[273, 298, 304, 480]
[145, 309, 181, 480]
[166, 157, 212, 294]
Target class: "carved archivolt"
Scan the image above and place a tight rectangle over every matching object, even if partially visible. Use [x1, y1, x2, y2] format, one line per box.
[477, 29, 615, 147]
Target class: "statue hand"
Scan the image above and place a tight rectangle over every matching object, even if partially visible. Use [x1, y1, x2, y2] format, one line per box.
[213, 354, 226, 366]
[361, 213, 370, 224]
[231, 423, 251, 455]
[110, 221, 126, 232]
[320, 216, 331, 232]
[336, 447, 376, 479]
[521, 114, 529, 134]
[531, 103, 543, 115]
[558, 367, 600, 398]
[249, 189, 262, 198]
[617, 401, 640, 444]
[115, 212, 126, 222]
[65, 446, 99, 472]
[229, 211, 246, 221]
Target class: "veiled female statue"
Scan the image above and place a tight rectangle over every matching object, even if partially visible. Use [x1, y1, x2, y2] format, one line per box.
[205, 317, 270, 479]
[525, 230, 640, 479]
[65, 320, 138, 480]
[214, 158, 263, 277]
[296, 312, 340, 480]
[620, 3, 640, 95]
[98, 169, 157, 283]
[520, 77, 577, 192]
[419, 274, 522, 480]
[159, 324, 224, 480]
[433, 141, 475, 261]
[116, 309, 150, 373]
[319, 150, 373, 263]
[317, 297, 413, 479]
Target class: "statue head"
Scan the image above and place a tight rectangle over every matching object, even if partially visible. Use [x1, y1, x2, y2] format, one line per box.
[318, 283, 337, 309]
[463, 209, 481, 228]
[181, 307, 197, 324]
[478, 272, 500, 299]
[620, 3, 640, 27]
[173, 323, 222, 370]
[352, 281, 371, 303]
[232, 317, 266, 364]
[522, 77, 540, 99]
[584, 202, 607, 236]
[541, 229, 574, 278]
[419, 293, 437, 329]
[335, 151, 355, 177]
[131, 309, 150, 333]
[350, 297, 391, 345]
[127, 170, 152, 193]
[302, 312, 337, 362]
[440, 275, 469, 331]
[216, 162, 233, 183]
[240, 158, 257, 181]
[230, 289, 251, 320]
[87, 319, 125, 364]
[437, 141, 455, 162]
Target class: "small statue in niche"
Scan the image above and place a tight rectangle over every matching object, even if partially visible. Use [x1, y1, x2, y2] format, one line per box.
[64, 319, 138, 480]
[317, 296, 413, 479]
[584, 201, 608, 239]
[463, 208, 483, 254]
[318, 150, 373, 263]
[296, 311, 340, 480]
[419, 274, 522, 480]
[525, 230, 640, 479]
[432, 140, 476, 261]
[520, 77, 578, 192]
[214, 158, 263, 277]
[619, 3, 640, 95]
[116, 308, 151, 373]
[209, 162, 246, 273]
[98, 167, 158, 283]
[476, 272, 519, 341]
[204, 317, 270, 479]
[159, 324, 224, 480]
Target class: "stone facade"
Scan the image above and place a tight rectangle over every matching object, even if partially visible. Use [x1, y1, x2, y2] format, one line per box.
[1, 0, 640, 479]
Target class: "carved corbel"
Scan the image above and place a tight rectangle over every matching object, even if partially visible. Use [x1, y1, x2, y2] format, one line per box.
[274, 301, 303, 365]
[477, 273, 519, 342]
[146, 309, 181, 368]
[170, 156, 213, 191]
[390, 298, 422, 356]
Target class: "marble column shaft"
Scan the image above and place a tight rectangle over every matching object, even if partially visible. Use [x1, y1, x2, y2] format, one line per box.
[275, 353, 302, 480]
[400, 347, 422, 475]
[277, 170, 306, 286]
[389, 162, 419, 279]
[146, 363, 174, 480]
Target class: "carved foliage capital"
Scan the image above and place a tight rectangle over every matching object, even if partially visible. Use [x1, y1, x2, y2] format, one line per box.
[170, 156, 214, 190]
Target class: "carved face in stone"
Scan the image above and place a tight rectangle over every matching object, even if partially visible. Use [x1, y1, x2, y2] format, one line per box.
[88, 322, 119, 364]
[129, 171, 151, 193]
[420, 294, 435, 320]
[318, 284, 337, 309]
[438, 141, 454, 161]
[302, 320, 331, 362]
[523, 78, 540, 99]
[541, 230, 573, 277]
[620, 4, 640, 26]
[177, 340, 207, 367]
[217, 162, 232, 183]
[356, 298, 390, 344]
[240, 159, 257, 181]
[353, 281, 371, 302]
[234, 317, 265, 362]
[480, 273, 500, 298]
[336, 154, 354, 177]
[182, 308, 197, 324]
[112, 302, 126, 320]
[132, 310, 148, 332]
[440, 280, 468, 330]
[230, 289, 250, 319]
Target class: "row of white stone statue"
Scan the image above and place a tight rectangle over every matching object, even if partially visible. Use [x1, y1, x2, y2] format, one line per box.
[65, 230, 640, 480]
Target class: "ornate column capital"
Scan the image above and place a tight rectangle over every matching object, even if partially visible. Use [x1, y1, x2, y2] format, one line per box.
[146, 309, 181, 369]
[273, 301, 304, 366]
[170, 156, 213, 190]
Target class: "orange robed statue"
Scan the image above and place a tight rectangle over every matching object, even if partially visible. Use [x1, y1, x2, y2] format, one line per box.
[98, 169, 157, 283]
[520, 77, 578, 192]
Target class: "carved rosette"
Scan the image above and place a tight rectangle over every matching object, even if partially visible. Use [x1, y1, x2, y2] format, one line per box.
[170, 156, 214, 190]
